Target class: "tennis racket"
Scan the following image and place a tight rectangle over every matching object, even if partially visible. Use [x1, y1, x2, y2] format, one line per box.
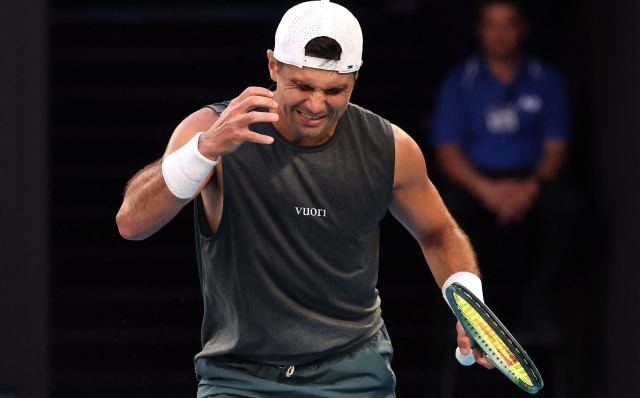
[445, 282, 544, 394]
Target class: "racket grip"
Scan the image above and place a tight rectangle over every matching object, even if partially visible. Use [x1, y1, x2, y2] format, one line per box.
[455, 346, 476, 366]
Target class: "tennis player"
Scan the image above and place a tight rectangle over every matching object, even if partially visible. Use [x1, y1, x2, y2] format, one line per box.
[116, 1, 492, 396]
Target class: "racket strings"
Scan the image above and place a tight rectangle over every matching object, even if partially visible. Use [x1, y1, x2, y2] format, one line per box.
[453, 291, 535, 387]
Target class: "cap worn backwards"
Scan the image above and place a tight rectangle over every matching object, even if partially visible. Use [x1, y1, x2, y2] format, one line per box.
[273, 0, 363, 74]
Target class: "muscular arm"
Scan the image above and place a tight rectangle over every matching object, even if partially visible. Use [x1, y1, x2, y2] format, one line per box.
[436, 139, 568, 224]
[437, 138, 567, 186]
[435, 143, 518, 223]
[435, 143, 491, 198]
[391, 126, 493, 368]
[532, 139, 568, 182]
[116, 87, 278, 241]
[116, 108, 219, 240]
[389, 126, 479, 288]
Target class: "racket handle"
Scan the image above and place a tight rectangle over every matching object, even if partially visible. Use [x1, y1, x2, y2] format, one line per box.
[455, 346, 476, 366]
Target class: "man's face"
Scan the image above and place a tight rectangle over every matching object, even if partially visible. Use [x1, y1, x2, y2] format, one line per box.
[477, 4, 526, 59]
[268, 51, 357, 145]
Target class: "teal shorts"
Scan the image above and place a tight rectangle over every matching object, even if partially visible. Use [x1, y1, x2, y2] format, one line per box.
[196, 325, 396, 397]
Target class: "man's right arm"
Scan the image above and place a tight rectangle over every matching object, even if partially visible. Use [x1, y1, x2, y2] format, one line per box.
[431, 71, 512, 216]
[116, 87, 279, 240]
[436, 143, 537, 225]
[435, 144, 493, 199]
[116, 108, 220, 240]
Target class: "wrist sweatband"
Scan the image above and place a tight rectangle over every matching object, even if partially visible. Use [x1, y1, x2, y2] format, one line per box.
[442, 271, 484, 305]
[161, 132, 219, 199]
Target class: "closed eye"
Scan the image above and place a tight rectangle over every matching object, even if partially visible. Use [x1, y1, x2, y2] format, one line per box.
[292, 81, 348, 95]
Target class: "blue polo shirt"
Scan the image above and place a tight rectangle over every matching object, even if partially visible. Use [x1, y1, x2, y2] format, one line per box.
[431, 56, 569, 172]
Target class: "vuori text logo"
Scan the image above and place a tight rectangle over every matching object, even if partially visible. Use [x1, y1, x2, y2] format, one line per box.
[295, 207, 327, 217]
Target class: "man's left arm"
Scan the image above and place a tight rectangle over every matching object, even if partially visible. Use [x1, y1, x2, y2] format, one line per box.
[388, 124, 476, 286]
[533, 68, 571, 183]
[512, 70, 571, 218]
[512, 139, 568, 220]
[387, 124, 492, 368]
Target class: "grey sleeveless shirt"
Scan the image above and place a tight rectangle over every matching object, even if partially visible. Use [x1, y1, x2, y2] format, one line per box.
[194, 102, 395, 365]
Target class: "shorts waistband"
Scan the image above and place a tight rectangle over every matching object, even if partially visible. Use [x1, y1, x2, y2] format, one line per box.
[207, 324, 384, 369]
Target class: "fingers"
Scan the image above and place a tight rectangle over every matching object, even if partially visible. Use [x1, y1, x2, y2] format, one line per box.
[500, 194, 532, 223]
[243, 131, 275, 145]
[225, 87, 279, 128]
[220, 107, 278, 136]
[233, 86, 275, 104]
[495, 195, 525, 225]
[456, 321, 471, 356]
[473, 348, 495, 369]
[456, 321, 494, 370]
[229, 87, 278, 114]
[198, 87, 280, 158]
[240, 111, 279, 126]
[236, 94, 279, 114]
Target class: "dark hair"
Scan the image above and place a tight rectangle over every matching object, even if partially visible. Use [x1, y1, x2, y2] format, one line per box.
[477, 0, 526, 21]
[304, 36, 342, 60]
[274, 36, 348, 74]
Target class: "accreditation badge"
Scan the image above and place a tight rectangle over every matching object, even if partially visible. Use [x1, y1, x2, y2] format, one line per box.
[486, 103, 519, 134]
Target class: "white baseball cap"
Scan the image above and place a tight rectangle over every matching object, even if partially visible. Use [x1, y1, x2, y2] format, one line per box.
[273, 0, 363, 74]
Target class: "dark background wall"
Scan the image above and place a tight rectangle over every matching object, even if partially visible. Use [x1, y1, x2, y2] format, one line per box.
[0, 0, 49, 397]
[2, 0, 640, 396]
[587, 1, 640, 396]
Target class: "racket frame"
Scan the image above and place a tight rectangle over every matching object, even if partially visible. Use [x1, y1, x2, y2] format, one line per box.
[445, 282, 544, 394]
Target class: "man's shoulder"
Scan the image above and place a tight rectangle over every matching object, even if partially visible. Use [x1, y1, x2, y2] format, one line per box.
[344, 103, 394, 140]
[524, 57, 564, 83]
[204, 101, 231, 116]
[441, 57, 482, 91]
[346, 103, 390, 124]
[347, 102, 377, 115]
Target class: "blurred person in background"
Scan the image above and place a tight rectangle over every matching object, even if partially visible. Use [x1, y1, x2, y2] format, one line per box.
[430, 0, 582, 341]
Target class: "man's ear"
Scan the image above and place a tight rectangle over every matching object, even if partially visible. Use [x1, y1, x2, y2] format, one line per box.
[267, 49, 278, 83]
[355, 61, 363, 80]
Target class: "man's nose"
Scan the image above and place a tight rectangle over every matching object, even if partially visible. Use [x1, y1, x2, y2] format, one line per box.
[305, 90, 325, 114]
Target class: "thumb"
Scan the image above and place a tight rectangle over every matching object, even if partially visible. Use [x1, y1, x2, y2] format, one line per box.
[456, 321, 471, 355]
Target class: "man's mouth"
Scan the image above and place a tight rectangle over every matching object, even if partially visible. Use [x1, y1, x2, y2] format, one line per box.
[297, 110, 327, 121]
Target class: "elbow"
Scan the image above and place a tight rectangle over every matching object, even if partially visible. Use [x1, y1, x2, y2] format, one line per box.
[419, 224, 461, 249]
[116, 213, 146, 241]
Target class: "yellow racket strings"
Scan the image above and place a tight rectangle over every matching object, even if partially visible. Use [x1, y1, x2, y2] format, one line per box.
[453, 291, 534, 387]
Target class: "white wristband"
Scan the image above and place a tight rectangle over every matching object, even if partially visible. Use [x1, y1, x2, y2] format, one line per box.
[162, 132, 218, 199]
[442, 271, 484, 304]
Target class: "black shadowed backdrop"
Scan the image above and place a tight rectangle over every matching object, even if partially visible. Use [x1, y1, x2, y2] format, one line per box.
[1, 0, 640, 397]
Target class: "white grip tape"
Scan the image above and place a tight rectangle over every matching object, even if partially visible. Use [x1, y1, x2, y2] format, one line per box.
[442, 271, 484, 305]
[455, 346, 476, 366]
[162, 132, 218, 199]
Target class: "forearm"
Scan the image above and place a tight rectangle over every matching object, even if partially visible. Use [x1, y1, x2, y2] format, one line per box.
[532, 139, 568, 182]
[420, 225, 480, 288]
[116, 160, 188, 240]
[435, 144, 491, 197]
